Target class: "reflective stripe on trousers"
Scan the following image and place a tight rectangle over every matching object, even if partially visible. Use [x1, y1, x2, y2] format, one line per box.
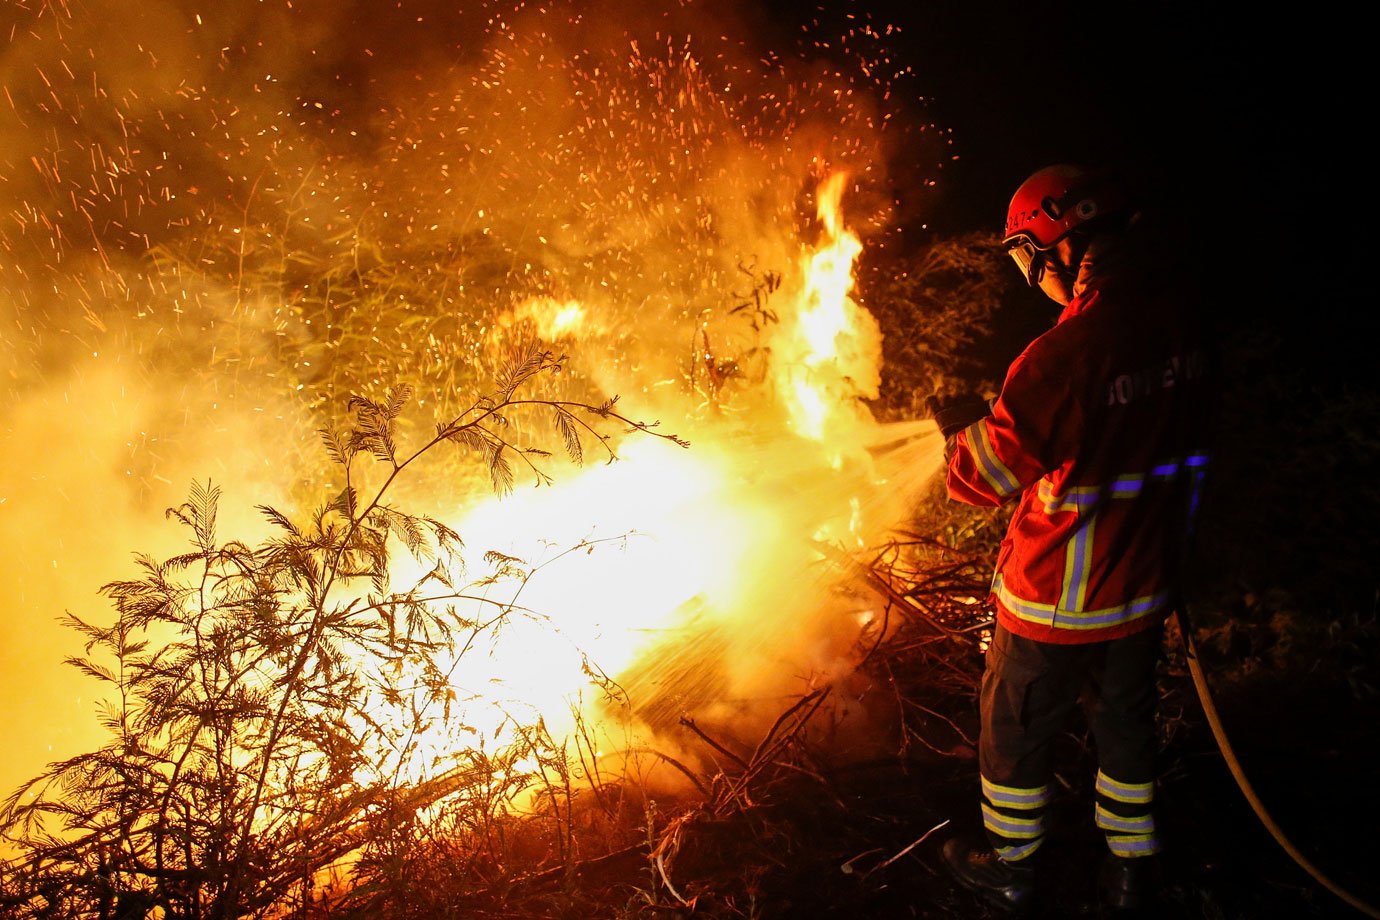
[978, 623, 1163, 862]
[1096, 769, 1160, 857]
[981, 776, 1050, 862]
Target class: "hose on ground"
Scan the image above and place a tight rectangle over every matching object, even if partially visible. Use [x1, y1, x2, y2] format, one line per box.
[1177, 609, 1380, 919]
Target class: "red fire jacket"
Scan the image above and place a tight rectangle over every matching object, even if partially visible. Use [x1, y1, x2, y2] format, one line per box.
[948, 262, 1212, 644]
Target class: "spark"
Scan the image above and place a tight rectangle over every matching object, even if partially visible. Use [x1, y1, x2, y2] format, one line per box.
[0, 0, 945, 804]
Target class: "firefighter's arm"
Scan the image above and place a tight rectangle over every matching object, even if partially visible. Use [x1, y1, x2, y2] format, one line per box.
[946, 348, 1080, 507]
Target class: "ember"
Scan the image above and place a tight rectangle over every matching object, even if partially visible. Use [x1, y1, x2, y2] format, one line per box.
[348, 168, 943, 790]
[0, 0, 945, 910]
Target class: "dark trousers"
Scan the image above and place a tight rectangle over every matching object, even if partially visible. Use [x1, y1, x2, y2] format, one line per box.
[978, 623, 1163, 861]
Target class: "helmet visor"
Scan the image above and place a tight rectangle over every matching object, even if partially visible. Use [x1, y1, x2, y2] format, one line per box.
[1006, 238, 1044, 287]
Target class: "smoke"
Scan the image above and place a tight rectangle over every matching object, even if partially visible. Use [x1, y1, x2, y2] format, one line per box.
[1, 0, 336, 803]
[1, 0, 944, 800]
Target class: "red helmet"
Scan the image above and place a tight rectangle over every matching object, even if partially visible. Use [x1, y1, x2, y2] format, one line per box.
[1002, 165, 1129, 285]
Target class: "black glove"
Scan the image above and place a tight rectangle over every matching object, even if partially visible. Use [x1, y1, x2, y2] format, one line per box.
[925, 392, 991, 439]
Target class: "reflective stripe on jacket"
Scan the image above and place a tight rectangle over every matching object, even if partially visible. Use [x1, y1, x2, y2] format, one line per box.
[947, 254, 1213, 644]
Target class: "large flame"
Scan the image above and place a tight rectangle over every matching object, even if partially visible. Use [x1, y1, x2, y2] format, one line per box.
[364, 173, 926, 792]
[775, 172, 881, 443]
[0, 1, 947, 814]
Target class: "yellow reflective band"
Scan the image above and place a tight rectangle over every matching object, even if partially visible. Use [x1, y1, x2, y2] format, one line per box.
[1039, 479, 1072, 513]
[995, 576, 1170, 631]
[1059, 516, 1096, 612]
[1106, 833, 1160, 857]
[1037, 480, 1100, 514]
[996, 839, 1043, 862]
[968, 418, 1020, 498]
[1039, 461, 1204, 514]
[982, 777, 1050, 810]
[982, 803, 1045, 840]
[1096, 771, 1154, 804]
[1096, 803, 1155, 833]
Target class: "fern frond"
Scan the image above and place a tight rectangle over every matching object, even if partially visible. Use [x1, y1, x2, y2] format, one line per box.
[163, 551, 209, 571]
[590, 395, 620, 417]
[258, 505, 302, 537]
[424, 517, 464, 552]
[482, 549, 526, 569]
[495, 346, 552, 402]
[554, 408, 584, 464]
[370, 507, 429, 561]
[327, 487, 359, 520]
[444, 426, 488, 453]
[419, 559, 456, 591]
[187, 480, 221, 549]
[385, 385, 414, 419]
[347, 394, 385, 416]
[319, 428, 354, 466]
[64, 657, 117, 684]
[488, 445, 515, 495]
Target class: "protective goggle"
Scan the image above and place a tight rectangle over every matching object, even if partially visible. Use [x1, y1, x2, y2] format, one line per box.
[1004, 236, 1048, 287]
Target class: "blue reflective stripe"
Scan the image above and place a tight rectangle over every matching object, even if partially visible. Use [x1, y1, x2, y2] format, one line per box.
[996, 576, 1170, 631]
[1041, 454, 1213, 514]
[967, 419, 1020, 497]
[1190, 473, 1204, 520]
[982, 803, 1044, 839]
[1096, 771, 1154, 804]
[982, 777, 1050, 810]
[1059, 518, 1095, 611]
[1040, 480, 1087, 512]
[996, 839, 1043, 862]
[1039, 480, 1098, 513]
[1107, 834, 1160, 857]
[1096, 804, 1155, 833]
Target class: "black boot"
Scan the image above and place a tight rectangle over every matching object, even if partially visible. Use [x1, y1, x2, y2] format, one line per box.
[941, 837, 1036, 913]
[1100, 854, 1159, 912]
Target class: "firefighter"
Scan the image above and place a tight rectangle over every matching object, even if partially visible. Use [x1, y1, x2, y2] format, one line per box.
[931, 164, 1212, 913]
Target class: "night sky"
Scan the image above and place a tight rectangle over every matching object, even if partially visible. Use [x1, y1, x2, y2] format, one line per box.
[866, 0, 1375, 607]
[779, 1, 1354, 353]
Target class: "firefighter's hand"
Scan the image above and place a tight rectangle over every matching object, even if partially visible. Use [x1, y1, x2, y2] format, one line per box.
[925, 392, 991, 439]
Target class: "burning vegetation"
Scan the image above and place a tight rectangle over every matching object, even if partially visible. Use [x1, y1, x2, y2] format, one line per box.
[6, 2, 1376, 919]
[0, 1, 988, 915]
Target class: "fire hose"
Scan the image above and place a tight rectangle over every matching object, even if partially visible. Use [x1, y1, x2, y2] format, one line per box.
[1176, 608, 1380, 919]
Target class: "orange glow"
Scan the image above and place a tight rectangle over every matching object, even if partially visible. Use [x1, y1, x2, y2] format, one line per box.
[0, 2, 947, 826]
[503, 296, 590, 341]
[772, 172, 881, 442]
[354, 174, 932, 793]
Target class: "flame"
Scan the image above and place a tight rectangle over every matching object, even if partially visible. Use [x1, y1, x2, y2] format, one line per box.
[500, 296, 590, 341]
[773, 172, 881, 442]
[0, 0, 948, 821]
[363, 173, 910, 790]
[398, 440, 749, 756]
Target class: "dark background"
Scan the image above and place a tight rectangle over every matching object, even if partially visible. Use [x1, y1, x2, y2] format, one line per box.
[768, 0, 1362, 361]
[837, 8, 1380, 916]
[786, 0, 1378, 616]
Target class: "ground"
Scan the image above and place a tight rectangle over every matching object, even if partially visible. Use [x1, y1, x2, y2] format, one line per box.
[392, 518, 1379, 920]
[489, 633, 1380, 920]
